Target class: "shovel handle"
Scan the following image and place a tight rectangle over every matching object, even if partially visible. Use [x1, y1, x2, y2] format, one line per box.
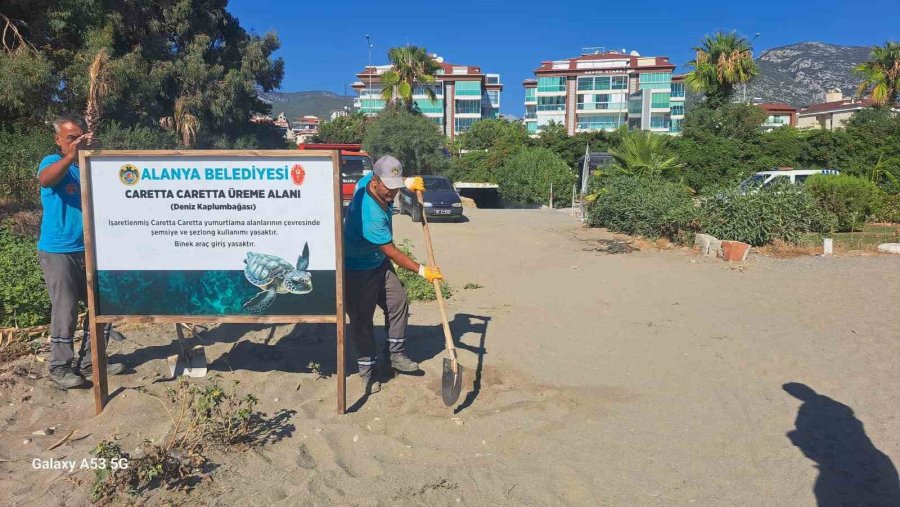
[416, 190, 458, 372]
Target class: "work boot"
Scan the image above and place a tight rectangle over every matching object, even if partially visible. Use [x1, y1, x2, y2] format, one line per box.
[49, 366, 87, 390]
[360, 372, 381, 395]
[390, 352, 419, 373]
[77, 362, 126, 378]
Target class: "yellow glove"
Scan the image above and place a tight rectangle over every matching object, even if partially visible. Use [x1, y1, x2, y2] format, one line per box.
[405, 176, 425, 192]
[418, 265, 443, 282]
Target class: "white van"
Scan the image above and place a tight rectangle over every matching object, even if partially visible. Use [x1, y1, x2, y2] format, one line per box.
[740, 168, 840, 192]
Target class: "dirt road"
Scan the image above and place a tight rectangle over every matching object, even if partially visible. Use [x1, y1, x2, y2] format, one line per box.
[2, 208, 899, 505]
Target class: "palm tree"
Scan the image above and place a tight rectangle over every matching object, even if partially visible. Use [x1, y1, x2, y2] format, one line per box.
[854, 41, 900, 107]
[685, 31, 758, 105]
[159, 97, 199, 147]
[379, 46, 442, 112]
[608, 130, 681, 179]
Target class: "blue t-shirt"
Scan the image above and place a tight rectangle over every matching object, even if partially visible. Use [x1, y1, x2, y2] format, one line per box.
[343, 173, 393, 270]
[37, 154, 84, 253]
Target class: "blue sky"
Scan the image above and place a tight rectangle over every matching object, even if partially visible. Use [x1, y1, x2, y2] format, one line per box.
[229, 0, 899, 116]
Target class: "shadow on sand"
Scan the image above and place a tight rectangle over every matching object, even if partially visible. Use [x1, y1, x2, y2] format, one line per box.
[783, 382, 900, 506]
[121, 312, 491, 412]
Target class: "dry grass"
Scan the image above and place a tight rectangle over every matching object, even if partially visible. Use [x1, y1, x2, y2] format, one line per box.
[757, 239, 823, 259]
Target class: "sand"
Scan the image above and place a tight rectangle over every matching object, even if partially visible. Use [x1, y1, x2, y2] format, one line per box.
[1, 208, 899, 506]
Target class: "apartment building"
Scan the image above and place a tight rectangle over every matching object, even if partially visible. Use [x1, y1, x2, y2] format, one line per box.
[758, 103, 798, 131]
[352, 55, 502, 139]
[523, 48, 685, 136]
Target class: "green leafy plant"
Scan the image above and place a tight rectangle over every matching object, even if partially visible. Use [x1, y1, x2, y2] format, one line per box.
[872, 192, 900, 223]
[363, 105, 449, 175]
[494, 147, 577, 207]
[395, 240, 451, 301]
[685, 31, 759, 105]
[587, 176, 697, 239]
[699, 183, 835, 245]
[608, 130, 682, 179]
[463, 282, 483, 290]
[804, 174, 881, 231]
[0, 225, 50, 327]
[854, 41, 900, 107]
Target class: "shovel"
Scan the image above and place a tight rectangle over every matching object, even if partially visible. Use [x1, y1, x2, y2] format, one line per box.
[416, 190, 463, 406]
[166, 323, 208, 378]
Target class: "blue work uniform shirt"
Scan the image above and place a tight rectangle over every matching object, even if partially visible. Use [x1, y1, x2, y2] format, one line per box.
[37, 154, 85, 253]
[343, 173, 394, 270]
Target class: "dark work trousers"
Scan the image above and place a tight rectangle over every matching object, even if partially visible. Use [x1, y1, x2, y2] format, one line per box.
[38, 251, 110, 370]
[346, 260, 410, 377]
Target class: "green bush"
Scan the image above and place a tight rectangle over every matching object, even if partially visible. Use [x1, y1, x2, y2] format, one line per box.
[586, 176, 697, 239]
[0, 225, 50, 327]
[804, 174, 881, 231]
[96, 121, 178, 150]
[495, 147, 576, 207]
[0, 124, 55, 208]
[699, 183, 835, 246]
[872, 192, 900, 223]
[394, 240, 451, 302]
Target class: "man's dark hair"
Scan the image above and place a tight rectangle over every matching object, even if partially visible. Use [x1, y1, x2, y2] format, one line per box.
[52, 114, 88, 133]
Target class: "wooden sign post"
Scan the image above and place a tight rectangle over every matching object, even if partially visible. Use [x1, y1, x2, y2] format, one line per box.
[79, 150, 347, 415]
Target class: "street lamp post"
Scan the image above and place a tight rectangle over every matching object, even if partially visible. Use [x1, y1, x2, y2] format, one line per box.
[365, 35, 374, 112]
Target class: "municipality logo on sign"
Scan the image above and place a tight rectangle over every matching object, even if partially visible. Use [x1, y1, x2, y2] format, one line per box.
[119, 164, 140, 186]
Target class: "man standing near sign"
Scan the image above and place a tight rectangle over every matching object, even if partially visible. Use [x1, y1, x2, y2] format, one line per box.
[344, 155, 442, 394]
[37, 115, 125, 390]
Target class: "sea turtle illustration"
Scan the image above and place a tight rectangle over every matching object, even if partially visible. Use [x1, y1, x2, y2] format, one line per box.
[242, 243, 312, 313]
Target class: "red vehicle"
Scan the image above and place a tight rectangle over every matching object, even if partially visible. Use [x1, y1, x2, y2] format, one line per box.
[297, 143, 372, 207]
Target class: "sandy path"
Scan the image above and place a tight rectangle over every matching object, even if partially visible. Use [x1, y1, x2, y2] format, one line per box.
[2, 208, 898, 506]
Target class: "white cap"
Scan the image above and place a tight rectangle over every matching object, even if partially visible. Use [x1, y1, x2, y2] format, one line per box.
[373, 155, 404, 189]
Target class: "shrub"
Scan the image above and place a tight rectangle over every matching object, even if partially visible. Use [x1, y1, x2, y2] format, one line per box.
[0, 124, 54, 208]
[494, 147, 576, 207]
[395, 240, 451, 301]
[0, 225, 50, 327]
[872, 192, 900, 223]
[586, 176, 697, 239]
[804, 174, 881, 231]
[699, 183, 835, 246]
[95, 121, 178, 150]
[363, 106, 449, 175]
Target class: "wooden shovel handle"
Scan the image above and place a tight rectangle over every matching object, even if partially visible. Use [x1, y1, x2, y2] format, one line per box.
[416, 190, 458, 371]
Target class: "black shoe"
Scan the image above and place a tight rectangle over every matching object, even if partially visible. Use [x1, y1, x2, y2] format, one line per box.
[77, 362, 126, 378]
[50, 366, 87, 390]
[361, 373, 381, 395]
[390, 352, 419, 373]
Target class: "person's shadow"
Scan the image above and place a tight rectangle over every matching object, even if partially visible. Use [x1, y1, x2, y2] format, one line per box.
[783, 382, 900, 506]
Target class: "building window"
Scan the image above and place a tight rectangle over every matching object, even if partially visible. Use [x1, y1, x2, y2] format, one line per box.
[628, 98, 642, 114]
[766, 115, 788, 125]
[482, 108, 498, 119]
[671, 82, 685, 98]
[414, 99, 444, 114]
[576, 116, 626, 131]
[455, 100, 481, 114]
[651, 93, 670, 109]
[537, 76, 566, 92]
[455, 117, 478, 133]
[577, 93, 626, 111]
[577, 75, 628, 91]
[670, 104, 684, 116]
[359, 87, 383, 97]
[486, 75, 500, 85]
[487, 90, 500, 107]
[524, 88, 536, 102]
[527, 122, 538, 134]
[650, 114, 670, 130]
[524, 105, 537, 119]
[537, 96, 566, 111]
[413, 84, 442, 96]
[670, 118, 683, 133]
[429, 117, 443, 126]
[639, 72, 672, 90]
[455, 80, 482, 96]
[359, 99, 385, 113]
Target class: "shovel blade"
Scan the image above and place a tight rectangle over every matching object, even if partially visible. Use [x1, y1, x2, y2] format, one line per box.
[167, 347, 208, 378]
[441, 358, 463, 406]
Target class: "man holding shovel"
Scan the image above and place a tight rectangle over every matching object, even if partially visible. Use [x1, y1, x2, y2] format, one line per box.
[37, 115, 125, 390]
[344, 155, 442, 394]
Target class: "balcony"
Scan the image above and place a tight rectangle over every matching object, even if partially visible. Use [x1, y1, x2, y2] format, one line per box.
[577, 102, 627, 112]
[650, 119, 671, 130]
[536, 104, 566, 112]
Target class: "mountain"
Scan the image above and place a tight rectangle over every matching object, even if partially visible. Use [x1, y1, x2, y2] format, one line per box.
[257, 90, 354, 121]
[746, 42, 873, 107]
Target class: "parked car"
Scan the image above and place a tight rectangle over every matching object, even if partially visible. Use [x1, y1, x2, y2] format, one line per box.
[739, 168, 840, 193]
[398, 175, 464, 222]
